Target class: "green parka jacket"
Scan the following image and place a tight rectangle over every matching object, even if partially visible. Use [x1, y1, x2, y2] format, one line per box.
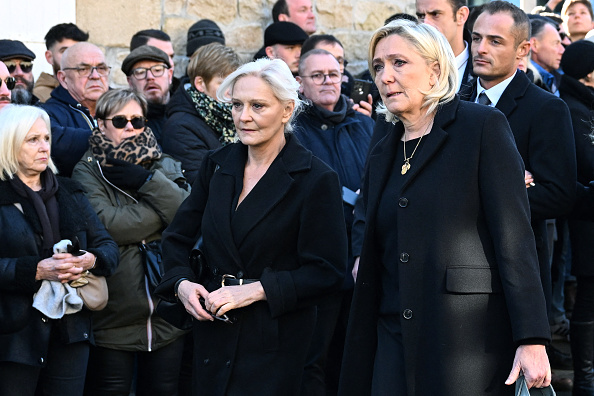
[72, 149, 190, 351]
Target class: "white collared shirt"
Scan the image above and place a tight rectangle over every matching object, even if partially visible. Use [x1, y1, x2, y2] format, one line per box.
[475, 71, 517, 107]
[456, 41, 469, 92]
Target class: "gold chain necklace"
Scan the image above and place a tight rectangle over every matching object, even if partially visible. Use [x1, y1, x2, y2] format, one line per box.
[401, 120, 433, 175]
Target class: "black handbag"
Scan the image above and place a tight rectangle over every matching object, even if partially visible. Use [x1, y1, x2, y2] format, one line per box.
[139, 240, 164, 291]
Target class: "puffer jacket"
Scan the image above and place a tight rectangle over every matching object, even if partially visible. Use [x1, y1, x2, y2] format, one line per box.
[41, 85, 97, 177]
[0, 176, 119, 367]
[72, 150, 190, 351]
[162, 86, 223, 185]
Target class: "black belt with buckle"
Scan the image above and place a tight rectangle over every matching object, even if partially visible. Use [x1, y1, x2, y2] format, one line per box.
[221, 274, 259, 287]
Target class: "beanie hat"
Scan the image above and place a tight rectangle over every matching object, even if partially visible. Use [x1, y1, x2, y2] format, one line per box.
[561, 40, 594, 80]
[187, 19, 225, 57]
[264, 22, 309, 47]
[121, 45, 171, 76]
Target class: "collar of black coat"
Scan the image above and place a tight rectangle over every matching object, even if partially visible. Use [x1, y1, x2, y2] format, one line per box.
[209, 133, 312, 175]
[559, 73, 594, 105]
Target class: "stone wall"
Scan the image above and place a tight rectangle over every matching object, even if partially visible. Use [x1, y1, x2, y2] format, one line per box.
[75, 0, 413, 87]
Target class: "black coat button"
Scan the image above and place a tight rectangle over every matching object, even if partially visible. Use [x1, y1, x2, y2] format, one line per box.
[204, 359, 209, 365]
[39, 357, 44, 364]
[83, 333, 89, 339]
[212, 267, 219, 275]
[398, 198, 408, 207]
[237, 271, 244, 278]
[400, 253, 409, 263]
[403, 309, 413, 320]
[226, 360, 231, 368]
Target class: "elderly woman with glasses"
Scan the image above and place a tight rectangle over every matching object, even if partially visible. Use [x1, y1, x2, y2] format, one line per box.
[339, 20, 551, 396]
[0, 105, 118, 396]
[155, 58, 347, 395]
[71, 88, 191, 396]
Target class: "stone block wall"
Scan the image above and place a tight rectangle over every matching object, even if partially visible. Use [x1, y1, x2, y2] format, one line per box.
[75, 0, 413, 87]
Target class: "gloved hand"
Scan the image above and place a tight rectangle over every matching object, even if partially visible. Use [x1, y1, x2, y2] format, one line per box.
[102, 157, 152, 190]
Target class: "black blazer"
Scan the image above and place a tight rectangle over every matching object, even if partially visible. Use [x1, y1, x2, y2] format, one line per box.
[460, 71, 577, 307]
[159, 134, 347, 396]
[339, 97, 549, 396]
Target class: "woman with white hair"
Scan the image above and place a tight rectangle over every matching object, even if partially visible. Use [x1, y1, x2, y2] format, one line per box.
[339, 19, 551, 396]
[0, 105, 118, 396]
[156, 58, 347, 395]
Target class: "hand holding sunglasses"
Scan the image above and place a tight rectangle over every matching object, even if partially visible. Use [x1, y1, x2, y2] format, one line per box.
[105, 115, 147, 129]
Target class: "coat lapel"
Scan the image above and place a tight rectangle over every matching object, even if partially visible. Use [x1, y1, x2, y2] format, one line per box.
[494, 72, 530, 117]
[231, 135, 311, 247]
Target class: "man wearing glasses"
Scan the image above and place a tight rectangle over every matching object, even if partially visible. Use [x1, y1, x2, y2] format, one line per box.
[42, 42, 110, 176]
[0, 40, 38, 105]
[0, 62, 14, 111]
[122, 45, 173, 145]
[293, 49, 373, 396]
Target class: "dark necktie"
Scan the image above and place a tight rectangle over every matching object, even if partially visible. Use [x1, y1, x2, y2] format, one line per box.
[478, 92, 491, 106]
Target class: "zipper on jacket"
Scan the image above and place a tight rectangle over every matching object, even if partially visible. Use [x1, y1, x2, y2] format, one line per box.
[68, 104, 97, 130]
[144, 276, 154, 352]
[96, 161, 139, 203]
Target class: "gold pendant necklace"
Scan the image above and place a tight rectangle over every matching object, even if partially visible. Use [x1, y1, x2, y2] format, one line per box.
[402, 120, 433, 175]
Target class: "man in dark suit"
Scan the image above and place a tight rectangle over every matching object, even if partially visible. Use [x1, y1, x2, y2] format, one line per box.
[460, 1, 576, 319]
[416, 0, 474, 91]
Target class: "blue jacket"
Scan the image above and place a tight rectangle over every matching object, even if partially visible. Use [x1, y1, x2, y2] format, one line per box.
[293, 95, 373, 277]
[41, 85, 97, 177]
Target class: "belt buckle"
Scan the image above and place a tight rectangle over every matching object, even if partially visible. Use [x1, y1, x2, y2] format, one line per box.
[221, 274, 236, 287]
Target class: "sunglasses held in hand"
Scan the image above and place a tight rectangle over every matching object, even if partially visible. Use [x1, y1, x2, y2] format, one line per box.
[105, 115, 147, 129]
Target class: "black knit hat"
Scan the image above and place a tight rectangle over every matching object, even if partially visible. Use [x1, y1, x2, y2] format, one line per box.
[561, 40, 594, 80]
[264, 22, 308, 47]
[187, 19, 225, 57]
[0, 39, 36, 61]
[121, 45, 171, 76]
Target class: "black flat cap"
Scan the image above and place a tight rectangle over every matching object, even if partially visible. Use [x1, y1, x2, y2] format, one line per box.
[121, 45, 171, 76]
[264, 22, 308, 47]
[0, 40, 36, 61]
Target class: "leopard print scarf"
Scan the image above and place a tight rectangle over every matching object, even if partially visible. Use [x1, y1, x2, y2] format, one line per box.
[88, 126, 162, 169]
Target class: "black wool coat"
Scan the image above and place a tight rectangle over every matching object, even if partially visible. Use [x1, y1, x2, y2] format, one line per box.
[0, 176, 118, 367]
[559, 75, 594, 276]
[460, 71, 576, 307]
[339, 97, 550, 396]
[159, 134, 347, 396]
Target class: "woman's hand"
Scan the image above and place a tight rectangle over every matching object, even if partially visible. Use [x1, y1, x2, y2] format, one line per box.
[352, 94, 373, 118]
[505, 344, 551, 388]
[36, 252, 91, 283]
[525, 170, 535, 188]
[204, 282, 267, 317]
[177, 280, 213, 321]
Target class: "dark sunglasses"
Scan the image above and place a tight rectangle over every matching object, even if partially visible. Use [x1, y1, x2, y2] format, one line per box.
[105, 115, 147, 129]
[4, 60, 33, 74]
[0, 76, 16, 90]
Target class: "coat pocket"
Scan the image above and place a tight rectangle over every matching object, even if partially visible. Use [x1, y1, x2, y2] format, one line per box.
[445, 267, 503, 294]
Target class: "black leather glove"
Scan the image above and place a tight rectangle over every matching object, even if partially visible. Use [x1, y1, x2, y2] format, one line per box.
[102, 157, 152, 190]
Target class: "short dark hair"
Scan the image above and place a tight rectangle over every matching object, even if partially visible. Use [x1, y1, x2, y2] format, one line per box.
[298, 48, 337, 76]
[530, 17, 557, 38]
[477, 1, 531, 47]
[44, 23, 89, 50]
[130, 29, 172, 51]
[384, 13, 418, 25]
[272, 0, 289, 22]
[301, 35, 343, 56]
[447, 0, 468, 13]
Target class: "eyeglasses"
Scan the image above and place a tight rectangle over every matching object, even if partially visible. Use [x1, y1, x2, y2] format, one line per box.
[105, 115, 147, 129]
[0, 76, 16, 90]
[131, 64, 168, 80]
[4, 60, 33, 74]
[62, 65, 111, 77]
[301, 72, 342, 85]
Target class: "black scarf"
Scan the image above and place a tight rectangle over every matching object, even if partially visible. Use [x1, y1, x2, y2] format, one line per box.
[9, 169, 60, 257]
[303, 94, 353, 124]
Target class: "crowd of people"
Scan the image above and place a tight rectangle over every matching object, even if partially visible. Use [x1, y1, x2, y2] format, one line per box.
[1, 0, 594, 395]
